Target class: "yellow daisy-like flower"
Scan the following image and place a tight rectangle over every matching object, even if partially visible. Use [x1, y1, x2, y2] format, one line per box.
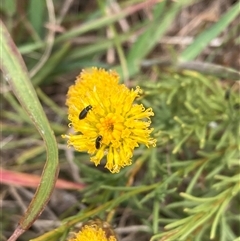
[68, 219, 117, 241]
[62, 67, 156, 173]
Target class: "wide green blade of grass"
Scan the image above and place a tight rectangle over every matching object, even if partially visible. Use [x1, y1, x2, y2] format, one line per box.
[0, 20, 59, 240]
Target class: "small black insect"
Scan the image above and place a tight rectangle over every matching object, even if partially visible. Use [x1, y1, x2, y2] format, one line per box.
[79, 105, 92, 120]
[95, 135, 103, 149]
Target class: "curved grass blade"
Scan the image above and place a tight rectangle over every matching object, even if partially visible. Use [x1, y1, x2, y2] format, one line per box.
[0, 20, 59, 240]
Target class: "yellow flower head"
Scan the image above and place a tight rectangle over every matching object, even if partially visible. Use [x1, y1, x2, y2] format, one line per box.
[68, 219, 117, 241]
[62, 67, 156, 173]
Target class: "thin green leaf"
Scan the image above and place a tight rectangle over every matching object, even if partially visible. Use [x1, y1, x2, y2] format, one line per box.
[127, 0, 192, 75]
[180, 3, 240, 61]
[29, 0, 45, 37]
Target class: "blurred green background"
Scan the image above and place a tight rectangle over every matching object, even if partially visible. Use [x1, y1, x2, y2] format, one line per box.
[1, 1, 239, 241]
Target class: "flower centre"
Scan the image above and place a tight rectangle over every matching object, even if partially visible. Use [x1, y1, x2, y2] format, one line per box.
[96, 113, 125, 146]
[103, 117, 114, 132]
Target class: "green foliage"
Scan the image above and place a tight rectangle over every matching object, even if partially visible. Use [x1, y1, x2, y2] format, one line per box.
[142, 70, 239, 240]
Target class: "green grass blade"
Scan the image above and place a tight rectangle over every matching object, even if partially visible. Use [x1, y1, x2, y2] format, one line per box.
[126, 0, 192, 76]
[0, 20, 59, 238]
[180, 2, 240, 61]
[29, 0, 45, 37]
[126, 1, 166, 64]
